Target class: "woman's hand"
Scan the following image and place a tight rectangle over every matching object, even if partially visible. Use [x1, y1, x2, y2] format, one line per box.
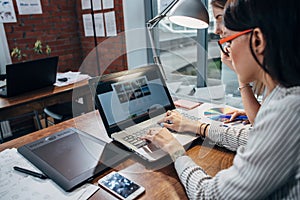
[221, 51, 235, 71]
[158, 110, 197, 133]
[142, 127, 185, 160]
[224, 110, 250, 124]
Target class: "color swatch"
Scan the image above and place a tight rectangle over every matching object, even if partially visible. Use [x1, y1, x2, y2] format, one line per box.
[204, 107, 234, 122]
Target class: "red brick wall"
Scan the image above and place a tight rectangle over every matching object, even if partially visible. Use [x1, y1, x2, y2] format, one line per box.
[5, 0, 127, 76]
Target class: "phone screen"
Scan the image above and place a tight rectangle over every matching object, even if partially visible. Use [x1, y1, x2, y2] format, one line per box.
[100, 172, 141, 198]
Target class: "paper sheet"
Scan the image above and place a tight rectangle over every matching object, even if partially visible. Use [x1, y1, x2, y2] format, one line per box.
[82, 13, 105, 37]
[104, 11, 117, 36]
[54, 71, 90, 87]
[81, 0, 102, 10]
[16, 0, 43, 15]
[186, 102, 251, 129]
[102, 0, 114, 9]
[0, 0, 17, 23]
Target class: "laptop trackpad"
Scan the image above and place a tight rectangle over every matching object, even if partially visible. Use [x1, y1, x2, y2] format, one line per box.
[138, 145, 167, 161]
[143, 142, 160, 152]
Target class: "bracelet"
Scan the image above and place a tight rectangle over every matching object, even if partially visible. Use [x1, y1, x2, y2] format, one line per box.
[238, 84, 252, 91]
[203, 124, 210, 138]
[198, 123, 206, 138]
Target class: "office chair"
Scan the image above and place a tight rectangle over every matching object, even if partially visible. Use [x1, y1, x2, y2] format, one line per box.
[0, 110, 42, 143]
[43, 102, 73, 127]
[43, 101, 86, 127]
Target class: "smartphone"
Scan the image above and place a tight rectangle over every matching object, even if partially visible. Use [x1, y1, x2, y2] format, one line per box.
[98, 171, 145, 200]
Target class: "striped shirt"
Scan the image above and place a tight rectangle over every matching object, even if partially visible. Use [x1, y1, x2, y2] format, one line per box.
[175, 85, 300, 199]
[208, 121, 249, 151]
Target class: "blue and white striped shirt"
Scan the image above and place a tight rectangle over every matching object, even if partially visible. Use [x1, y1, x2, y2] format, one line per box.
[175, 85, 300, 199]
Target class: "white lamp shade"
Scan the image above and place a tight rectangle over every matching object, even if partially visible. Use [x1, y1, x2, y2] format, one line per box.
[168, 0, 209, 29]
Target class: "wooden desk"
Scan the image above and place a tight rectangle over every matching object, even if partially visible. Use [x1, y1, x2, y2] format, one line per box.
[0, 80, 92, 121]
[0, 111, 235, 199]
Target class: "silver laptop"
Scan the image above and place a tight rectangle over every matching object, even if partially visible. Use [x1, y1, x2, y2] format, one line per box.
[0, 56, 58, 97]
[89, 65, 199, 162]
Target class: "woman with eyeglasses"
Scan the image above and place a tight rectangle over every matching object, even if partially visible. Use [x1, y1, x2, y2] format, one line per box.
[143, 0, 300, 199]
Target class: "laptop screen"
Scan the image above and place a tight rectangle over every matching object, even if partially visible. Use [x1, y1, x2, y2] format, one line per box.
[90, 65, 175, 136]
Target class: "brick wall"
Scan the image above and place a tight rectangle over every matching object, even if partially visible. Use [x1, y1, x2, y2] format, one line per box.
[5, 0, 127, 76]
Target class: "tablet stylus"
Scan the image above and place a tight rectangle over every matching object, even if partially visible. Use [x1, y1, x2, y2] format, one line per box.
[13, 166, 48, 179]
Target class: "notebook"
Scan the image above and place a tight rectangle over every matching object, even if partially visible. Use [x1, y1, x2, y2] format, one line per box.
[89, 65, 200, 162]
[0, 56, 58, 97]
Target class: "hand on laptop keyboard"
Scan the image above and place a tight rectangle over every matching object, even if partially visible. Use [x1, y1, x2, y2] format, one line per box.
[123, 123, 161, 148]
[158, 110, 200, 133]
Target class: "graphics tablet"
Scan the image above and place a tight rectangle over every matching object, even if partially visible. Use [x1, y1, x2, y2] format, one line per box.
[18, 127, 130, 191]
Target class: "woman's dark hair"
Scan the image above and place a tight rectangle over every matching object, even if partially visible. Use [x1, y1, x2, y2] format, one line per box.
[223, 0, 300, 87]
[210, 0, 227, 9]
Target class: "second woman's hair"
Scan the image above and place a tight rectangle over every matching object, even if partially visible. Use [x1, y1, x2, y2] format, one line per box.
[224, 0, 300, 87]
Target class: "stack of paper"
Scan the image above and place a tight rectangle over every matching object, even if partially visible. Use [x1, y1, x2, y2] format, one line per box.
[55, 71, 91, 87]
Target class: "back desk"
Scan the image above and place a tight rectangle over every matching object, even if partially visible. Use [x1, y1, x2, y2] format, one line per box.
[0, 79, 91, 121]
[0, 110, 235, 199]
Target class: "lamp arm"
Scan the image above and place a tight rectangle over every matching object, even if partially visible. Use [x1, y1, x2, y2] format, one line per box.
[147, 0, 179, 29]
[146, 0, 179, 80]
[146, 24, 166, 80]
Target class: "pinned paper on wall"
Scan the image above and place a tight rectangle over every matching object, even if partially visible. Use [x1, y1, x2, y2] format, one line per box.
[104, 11, 116, 37]
[82, 13, 105, 37]
[102, 0, 114, 9]
[83, 14, 94, 37]
[16, 0, 42, 15]
[0, 0, 17, 23]
[81, 0, 102, 11]
[94, 13, 105, 36]
[81, 0, 117, 38]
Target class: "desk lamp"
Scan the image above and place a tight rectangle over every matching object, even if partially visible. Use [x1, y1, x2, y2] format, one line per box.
[146, 0, 209, 80]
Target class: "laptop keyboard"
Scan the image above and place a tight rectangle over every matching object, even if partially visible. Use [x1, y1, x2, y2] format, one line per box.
[123, 123, 161, 148]
[123, 111, 200, 148]
[178, 110, 201, 121]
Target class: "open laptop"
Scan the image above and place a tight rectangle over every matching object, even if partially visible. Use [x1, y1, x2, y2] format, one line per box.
[89, 65, 200, 162]
[0, 56, 58, 97]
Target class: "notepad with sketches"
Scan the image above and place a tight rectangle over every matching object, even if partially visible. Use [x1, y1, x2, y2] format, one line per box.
[187, 102, 252, 129]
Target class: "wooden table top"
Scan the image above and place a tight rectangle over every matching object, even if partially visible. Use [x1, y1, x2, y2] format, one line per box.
[0, 79, 91, 121]
[0, 79, 89, 110]
[0, 110, 235, 200]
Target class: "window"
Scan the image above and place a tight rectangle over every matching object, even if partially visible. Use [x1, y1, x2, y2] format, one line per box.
[0, 24, 11, 74]
[149, 0, 222, 87]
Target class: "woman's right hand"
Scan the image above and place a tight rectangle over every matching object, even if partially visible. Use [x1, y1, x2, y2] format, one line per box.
[221, 51, 235, 71]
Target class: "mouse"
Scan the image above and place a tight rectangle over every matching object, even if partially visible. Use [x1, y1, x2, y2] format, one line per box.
[58, 77, 68, 82]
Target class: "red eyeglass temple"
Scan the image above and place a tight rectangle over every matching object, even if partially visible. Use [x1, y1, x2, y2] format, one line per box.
[218, 29, 253, 45]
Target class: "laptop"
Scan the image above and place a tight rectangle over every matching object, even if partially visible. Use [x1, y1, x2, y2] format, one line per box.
[89, 65, 200, 162]
[0, 56, 59, 97]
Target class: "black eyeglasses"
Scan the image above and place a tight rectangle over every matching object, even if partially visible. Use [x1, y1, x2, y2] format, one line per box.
[218, 29, 253, 56]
